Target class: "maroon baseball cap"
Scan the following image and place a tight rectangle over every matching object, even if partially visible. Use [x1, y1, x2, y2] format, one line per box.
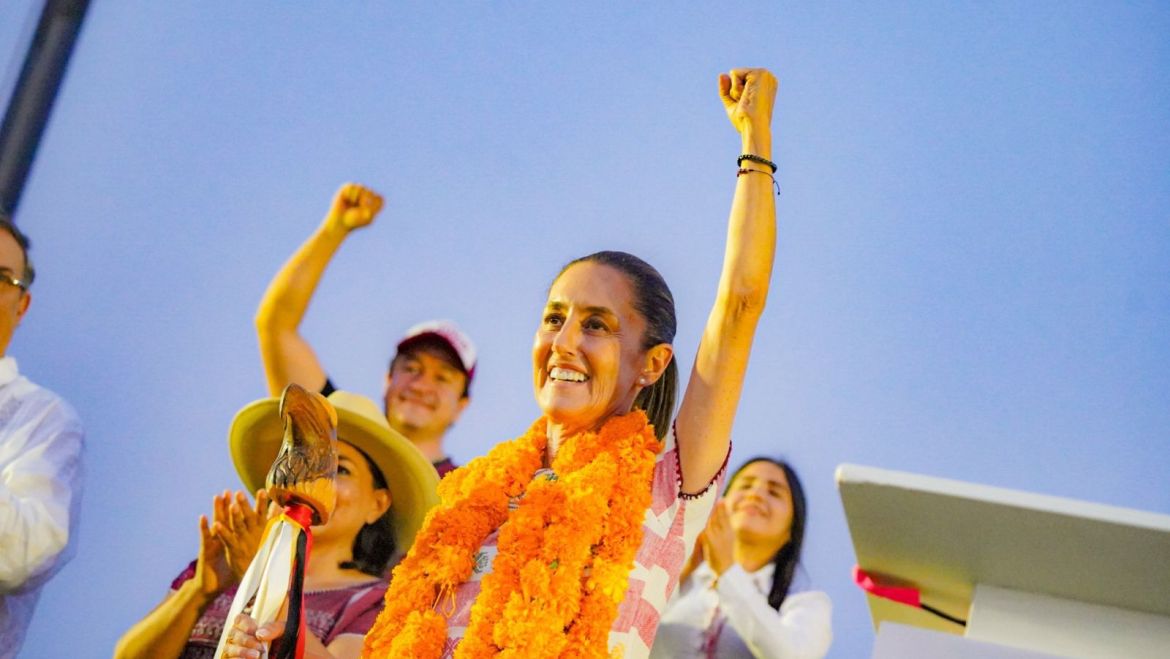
[395, 320, 477, 383]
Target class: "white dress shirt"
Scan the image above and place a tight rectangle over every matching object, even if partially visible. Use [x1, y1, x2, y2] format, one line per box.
[0, 357, 84, 659]
[651, 560, 832, 658]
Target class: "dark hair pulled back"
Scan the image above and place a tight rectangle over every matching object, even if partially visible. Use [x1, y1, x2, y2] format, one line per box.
[726, 457, 809, 610]
[556, 251, 677, 440]
[337, 446, 397, 577]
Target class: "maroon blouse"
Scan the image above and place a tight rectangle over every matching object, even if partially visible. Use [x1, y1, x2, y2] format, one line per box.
[170, 561, 387, 659]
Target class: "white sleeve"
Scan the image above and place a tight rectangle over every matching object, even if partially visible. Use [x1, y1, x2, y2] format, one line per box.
[715, 565, 833, 659]
[0, 399, 84, 592]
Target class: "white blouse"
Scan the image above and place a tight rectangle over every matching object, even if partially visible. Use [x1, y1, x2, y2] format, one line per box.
[650, 561, 832, 659]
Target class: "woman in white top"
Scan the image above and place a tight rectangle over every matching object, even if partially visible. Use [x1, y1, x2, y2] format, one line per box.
[652, 458, 832, 658]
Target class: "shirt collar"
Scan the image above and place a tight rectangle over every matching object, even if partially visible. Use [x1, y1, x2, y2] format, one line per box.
[748, 561, 776, 593]
[695, 559, 777, 594]
[0, 356, 17, 387]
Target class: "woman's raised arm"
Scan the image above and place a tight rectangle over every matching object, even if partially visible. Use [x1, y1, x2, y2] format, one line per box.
[675, 68, 778, 493]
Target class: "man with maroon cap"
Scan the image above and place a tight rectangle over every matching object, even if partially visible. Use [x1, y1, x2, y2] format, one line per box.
[255, 183, 474, 476]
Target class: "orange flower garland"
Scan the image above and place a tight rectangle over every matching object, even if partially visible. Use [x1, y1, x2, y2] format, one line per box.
[362, 411, 661, 659]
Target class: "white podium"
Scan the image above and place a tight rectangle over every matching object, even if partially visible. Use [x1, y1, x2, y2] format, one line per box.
[837, 464, 1170, 658]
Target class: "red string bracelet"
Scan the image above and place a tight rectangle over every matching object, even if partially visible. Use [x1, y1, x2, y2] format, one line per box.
[737, 167, 781, 196]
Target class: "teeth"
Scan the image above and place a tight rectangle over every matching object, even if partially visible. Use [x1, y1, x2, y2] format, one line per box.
[549, 367, 588, 383]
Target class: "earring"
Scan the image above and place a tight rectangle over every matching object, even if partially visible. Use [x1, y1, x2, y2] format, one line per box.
[638, 377, 647, 385]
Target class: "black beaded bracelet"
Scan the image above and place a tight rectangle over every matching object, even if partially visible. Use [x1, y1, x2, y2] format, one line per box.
[737, 153, 777, 173]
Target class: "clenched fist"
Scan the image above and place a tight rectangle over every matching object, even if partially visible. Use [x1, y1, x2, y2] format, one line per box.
[327, 182, 384, 231]
[719, 68, 777, 145]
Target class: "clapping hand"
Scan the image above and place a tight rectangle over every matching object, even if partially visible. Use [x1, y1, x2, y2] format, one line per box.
[700, 499, 737, 577]
[211, 489, 273, 582]
[194, 511, 233, 598]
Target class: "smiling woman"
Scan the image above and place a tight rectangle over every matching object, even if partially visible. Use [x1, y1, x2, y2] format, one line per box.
[652, 458, 832, 658]
[362, 67, 778, 659]
[534, 255, 676, 445]
[233, 66, 780, 659]
[113, 391, 439, 659]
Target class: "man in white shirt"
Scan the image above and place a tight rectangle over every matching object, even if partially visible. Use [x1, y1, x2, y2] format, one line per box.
[0, 215, 84, 658]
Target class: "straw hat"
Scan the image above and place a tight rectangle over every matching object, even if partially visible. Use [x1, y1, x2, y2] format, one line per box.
[228, 390, 440, 552]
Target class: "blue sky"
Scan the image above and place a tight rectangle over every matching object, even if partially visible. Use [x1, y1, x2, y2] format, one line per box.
[3, 2, 1168, 657]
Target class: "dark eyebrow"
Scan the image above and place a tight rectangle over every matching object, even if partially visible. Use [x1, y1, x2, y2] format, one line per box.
[584, 306, 618, 318]
[739, 475, 790, 491]
[546, 300, 619, 319]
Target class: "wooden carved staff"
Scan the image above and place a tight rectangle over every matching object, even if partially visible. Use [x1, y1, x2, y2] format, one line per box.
[215, 383, 338, 659]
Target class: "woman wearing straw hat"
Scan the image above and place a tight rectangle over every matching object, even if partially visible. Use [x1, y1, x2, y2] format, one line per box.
[114, 391, 439, 659]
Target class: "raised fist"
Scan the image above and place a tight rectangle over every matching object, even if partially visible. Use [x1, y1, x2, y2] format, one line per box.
[328, 182, 384, 231]
[719, 68, 777, 137]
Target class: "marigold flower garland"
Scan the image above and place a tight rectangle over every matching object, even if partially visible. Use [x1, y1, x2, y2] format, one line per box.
[362, 411, 661, 659]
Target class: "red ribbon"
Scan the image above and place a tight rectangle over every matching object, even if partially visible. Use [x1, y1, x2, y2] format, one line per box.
[282, 503, 314, 531]
[282, 503, 315, 659]
[852, 565, 921, 607]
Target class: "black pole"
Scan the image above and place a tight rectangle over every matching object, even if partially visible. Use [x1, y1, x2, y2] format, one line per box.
[0, 0, 91, 219]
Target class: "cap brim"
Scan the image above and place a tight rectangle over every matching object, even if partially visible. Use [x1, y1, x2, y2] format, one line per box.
[397, 332, 475, 378]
